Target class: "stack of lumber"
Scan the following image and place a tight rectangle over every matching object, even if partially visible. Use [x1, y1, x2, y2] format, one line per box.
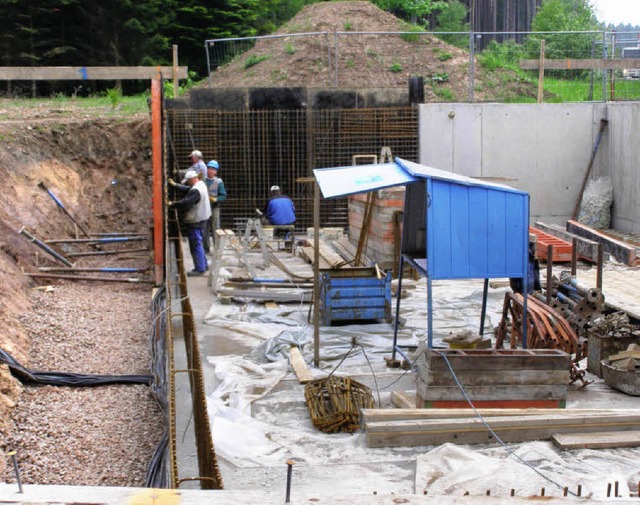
[607, 344, 640, 372]
[299, 236, 373, 269]
[414, 348, 570, 408]
[362, 408, 640, 448]
[567, 219, 637, 265]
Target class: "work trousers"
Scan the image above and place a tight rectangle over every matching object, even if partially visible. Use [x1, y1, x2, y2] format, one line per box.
[203, 205, 220, 253]
[187, 221, 208, 272]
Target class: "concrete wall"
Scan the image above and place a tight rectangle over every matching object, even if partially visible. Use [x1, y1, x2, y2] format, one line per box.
[419, 102, 617, 226]
[608, 103, 640, 232]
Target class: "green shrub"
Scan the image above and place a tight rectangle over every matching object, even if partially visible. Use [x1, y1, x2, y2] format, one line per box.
[390, 62, 403, 73]
[437, 52, 453, 61]
[400, 25, 425, 44]
[346, 59, 355, 68]
[431, 72, 450, 83]
[284, 42, 296, 55]
[343, 20, 352, 31]
[106, 87, 121, 109]
[243, 54, 271, 69]
[434, 87, 455, 101]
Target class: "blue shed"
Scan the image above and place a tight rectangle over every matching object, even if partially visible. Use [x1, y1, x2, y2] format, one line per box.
[313, 157, 530, 352]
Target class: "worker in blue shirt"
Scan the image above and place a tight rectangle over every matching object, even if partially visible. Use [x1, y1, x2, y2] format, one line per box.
[263, 185, 296, 226]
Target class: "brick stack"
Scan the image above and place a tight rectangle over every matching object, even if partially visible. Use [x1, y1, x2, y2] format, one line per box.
[348, 186, 405, 270]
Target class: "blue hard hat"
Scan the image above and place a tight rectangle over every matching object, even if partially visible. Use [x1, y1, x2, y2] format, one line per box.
[207, 160, 219, 169]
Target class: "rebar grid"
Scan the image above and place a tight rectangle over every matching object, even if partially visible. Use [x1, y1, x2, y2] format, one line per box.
[166, 212, 223, 490]
[165, 107, 419, 233]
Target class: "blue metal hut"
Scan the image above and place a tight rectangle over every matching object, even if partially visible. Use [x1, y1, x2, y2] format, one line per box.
[313, 157, 530, 356]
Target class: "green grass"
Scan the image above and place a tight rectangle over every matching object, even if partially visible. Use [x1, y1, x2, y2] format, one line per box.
[543, 75, 640, 102]
[0, 94, 151, 116]
[243, 54, 271, 69]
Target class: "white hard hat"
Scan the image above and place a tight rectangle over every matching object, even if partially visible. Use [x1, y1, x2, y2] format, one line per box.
[270, 185, 280, 192]
[188, 150, 202, 159]
[182, 170, 199, 183]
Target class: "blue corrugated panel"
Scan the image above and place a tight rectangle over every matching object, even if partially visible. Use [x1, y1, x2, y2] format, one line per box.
[428, 179, 528, 280]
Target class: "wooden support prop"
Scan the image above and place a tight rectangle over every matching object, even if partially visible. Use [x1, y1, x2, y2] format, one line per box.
[537, 39, 545, 103]
[0, 66, 188, 80]
[289, 347, 313, 384]
[552, 430, 640, 450]
[390, 391, 415, 409]
[520, 58, 640, 71]
[567, 220, 636, 265]
[25, 272, 144, 283]
[217, 289, 311, 303]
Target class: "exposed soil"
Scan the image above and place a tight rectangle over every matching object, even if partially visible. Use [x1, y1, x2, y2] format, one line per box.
[0, 102, 159, 483]
[209, 1, 537, 101]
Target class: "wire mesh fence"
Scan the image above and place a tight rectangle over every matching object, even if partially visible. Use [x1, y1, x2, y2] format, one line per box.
[205, 30, 640, 103]
[165, 107, 418, 233]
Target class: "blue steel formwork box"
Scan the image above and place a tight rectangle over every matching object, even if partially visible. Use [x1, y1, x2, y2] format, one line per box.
[319, 267, 393, 326]
[313, 157, 529, 350]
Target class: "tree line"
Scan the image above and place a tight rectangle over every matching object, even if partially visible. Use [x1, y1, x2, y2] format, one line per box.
[0, 0, 632, 97]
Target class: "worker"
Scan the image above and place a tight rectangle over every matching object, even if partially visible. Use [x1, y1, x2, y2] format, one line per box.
[168, 170, 211, 276]
[186, 150, 207, 180]
[263, 185, 296, 226]
[203, 160, 227, 254]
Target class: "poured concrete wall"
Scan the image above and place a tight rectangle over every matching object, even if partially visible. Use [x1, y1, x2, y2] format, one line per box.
[419, 102, 626, 227]
[607, 103, 640, 233]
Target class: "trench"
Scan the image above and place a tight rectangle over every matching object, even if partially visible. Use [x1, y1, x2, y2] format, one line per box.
[0, 117, 169, 486]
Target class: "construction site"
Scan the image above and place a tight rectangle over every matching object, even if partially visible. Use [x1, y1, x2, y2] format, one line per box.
[2, 2, 640, 504]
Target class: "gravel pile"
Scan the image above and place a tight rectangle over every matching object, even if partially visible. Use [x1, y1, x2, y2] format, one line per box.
[2, 281, 165, 486]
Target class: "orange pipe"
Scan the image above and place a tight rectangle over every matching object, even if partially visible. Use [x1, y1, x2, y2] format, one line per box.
[151, 75, 164, 285]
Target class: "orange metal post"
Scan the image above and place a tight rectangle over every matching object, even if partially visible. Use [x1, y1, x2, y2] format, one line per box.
[151, 75, 164, 285]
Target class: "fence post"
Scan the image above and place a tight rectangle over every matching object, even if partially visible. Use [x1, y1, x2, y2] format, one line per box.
[326, 33, 332, 88]
[205, 41, 213, 89]
[468, 31, 475, 103]
[601, 31, 607, 102]
[334, 32, 339, 87]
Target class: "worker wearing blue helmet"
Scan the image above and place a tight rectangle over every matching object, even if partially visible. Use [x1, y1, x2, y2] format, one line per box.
[203, 159, 227, 253]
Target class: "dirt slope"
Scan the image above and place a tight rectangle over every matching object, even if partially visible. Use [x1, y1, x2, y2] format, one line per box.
[209, 1, 536, 101]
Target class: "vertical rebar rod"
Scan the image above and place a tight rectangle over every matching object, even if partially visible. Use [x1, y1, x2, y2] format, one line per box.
[285, 460, 294, 503]
[571, 237, 577, 277]
[546, 245, 553, 305]
[9, 451, 22, 493]
[596, 244, 604, 290]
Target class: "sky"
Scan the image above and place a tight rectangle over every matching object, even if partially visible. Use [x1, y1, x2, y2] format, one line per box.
[590, 0, 640, 27]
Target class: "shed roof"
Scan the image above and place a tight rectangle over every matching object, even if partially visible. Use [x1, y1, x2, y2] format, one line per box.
[313, 157, 526, 198]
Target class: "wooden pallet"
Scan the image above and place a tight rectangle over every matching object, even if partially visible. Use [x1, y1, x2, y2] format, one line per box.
[530, 227, 573, 262]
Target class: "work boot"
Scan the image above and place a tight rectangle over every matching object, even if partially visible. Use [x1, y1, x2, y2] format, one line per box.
[187, 269, 206, 277]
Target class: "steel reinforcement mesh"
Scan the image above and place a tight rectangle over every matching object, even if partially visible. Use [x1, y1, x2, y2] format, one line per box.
[165, 107, 418, 233]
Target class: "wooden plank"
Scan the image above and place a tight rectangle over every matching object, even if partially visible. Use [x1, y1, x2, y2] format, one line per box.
[300, 246, 332, 269]
[416, 383, 567, 402]
[390, 391, 415, 409]
[519, 58, 640, 71]
[552, 430, 640, 449]
[566, 220, 637, 265]
[608, 350, 640, 361]
[318, 243, 347, 268]
[0, 66, 189, 80]
[420, 349, 571, 372]
[365, 413, 640, 448]
[415, 370, 569, 387]
[363, 408, 638, 423]
[217, 288, 311, 302]
[417, 399, 565, 409]
[289, 347, 313, 384]
[533, 222, 600, 262]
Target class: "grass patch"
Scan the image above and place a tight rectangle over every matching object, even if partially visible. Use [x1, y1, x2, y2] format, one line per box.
[433, 87, 455, 101]
[243, 54, 271, 69]
[437, 52, 453, 61]
[431, 72, 450, 83]
[400, 25, 426, 44]
[390, 62, 403, 73]
[346, 59, 355, 69]
[284, 42, 296, 55]
[343, 20, 352, 31]
[0, 94, 151, 116]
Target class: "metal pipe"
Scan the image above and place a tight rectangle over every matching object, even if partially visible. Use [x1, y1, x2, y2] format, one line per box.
[94, 232, 146, 237]
[546, 245, 553, 305]
[66, 247, 149, 257]
[18, 227, 74, 267]
[597, 243, 604, 290]
[45, 237, 146, 244]
[8, 451, 22, 493]
[285, 460, 294, 503]
[479, 278, 489, 335]
[571, 237, 577, 277]
[38, 267, 146, 273]
[25, 272, 145, 283]
[37, 181, 92, 239]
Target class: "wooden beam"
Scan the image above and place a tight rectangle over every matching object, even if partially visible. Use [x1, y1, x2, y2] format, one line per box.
[533, 222, 600, 263]
[289, 347, 313, 384]
[365, 412, 640, 448]
[520, 58, 640, 71]
[566, 220, 637, 265]
[552, 430, 640, 449]
[0, 66, 188, 80]
[390, 391, 415, 409]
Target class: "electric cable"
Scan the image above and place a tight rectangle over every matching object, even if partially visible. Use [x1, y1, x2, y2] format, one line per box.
[429, 349, 578, 497]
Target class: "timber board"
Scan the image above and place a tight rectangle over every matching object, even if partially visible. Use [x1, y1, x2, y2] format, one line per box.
[416, 383, 567, 402]
[415, 369, 569, 387]
[419, 349, 570, 372]
[552, 430, 640, 449]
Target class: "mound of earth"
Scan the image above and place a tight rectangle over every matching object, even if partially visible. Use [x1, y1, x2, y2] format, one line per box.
[209, 1, 536, 102]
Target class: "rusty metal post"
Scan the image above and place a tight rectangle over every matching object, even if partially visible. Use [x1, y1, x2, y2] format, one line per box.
[151, 74, 164, 286]
[571, 237, 577, 277]
[597, 243, 604, 290]
[285, 460, 294, 502]
[546, 244, 553, 305]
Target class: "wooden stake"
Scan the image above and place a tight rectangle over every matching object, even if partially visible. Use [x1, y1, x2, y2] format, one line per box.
[537, 39, 545, 103]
